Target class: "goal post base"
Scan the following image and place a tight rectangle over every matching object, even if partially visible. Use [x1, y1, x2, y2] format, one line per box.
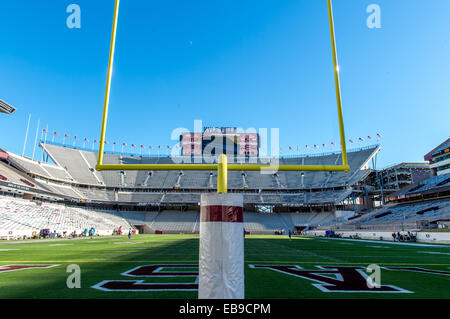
[198, 193, 244, 299]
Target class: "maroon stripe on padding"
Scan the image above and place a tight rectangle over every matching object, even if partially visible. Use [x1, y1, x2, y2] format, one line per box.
[201, 205, 243, 223]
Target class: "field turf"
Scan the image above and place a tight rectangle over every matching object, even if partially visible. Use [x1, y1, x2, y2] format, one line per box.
[0, 234, 449, 299]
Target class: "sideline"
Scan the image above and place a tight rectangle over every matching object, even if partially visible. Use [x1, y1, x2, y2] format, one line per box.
[317, 237, 449, 248]
[0, 235, 126, 245]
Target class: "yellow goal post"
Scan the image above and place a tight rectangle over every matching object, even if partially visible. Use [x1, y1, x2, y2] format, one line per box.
[95, 0, 349, 193]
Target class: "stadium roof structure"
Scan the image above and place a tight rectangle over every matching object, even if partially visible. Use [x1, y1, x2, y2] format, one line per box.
[94, 0, 350, 194]
[0, 99, 16, 115]
[424, 138, 450, 161]
[380, 162, 430, 171]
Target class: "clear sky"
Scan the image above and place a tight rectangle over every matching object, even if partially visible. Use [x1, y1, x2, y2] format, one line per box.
[0, 0, 449, 168]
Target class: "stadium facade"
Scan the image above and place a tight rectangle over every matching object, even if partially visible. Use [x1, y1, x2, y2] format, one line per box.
[0, 140, 449, 239]
[425, 137, 450, 176]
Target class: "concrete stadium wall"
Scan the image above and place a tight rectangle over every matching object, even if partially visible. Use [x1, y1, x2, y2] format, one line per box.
[0, 229, 117, 240]
[305, 230, 450, 244]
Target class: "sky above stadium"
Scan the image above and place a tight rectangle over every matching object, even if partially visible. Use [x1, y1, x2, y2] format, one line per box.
[0, 0, 449, 168]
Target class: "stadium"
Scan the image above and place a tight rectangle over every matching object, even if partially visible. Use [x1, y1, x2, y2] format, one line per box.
[0, 0, 449, 305]
[0, 135, 449, 299]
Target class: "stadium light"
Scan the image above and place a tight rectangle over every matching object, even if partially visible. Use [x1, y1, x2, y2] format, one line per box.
[0, 99, 17, 115]
[95, 0, 350, 193]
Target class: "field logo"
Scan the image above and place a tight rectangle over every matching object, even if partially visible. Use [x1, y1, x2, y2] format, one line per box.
[93, 264, 450, 293]
[249, 265, 411, 293]
[0, 264, 58, 273]
[92, 264, 198, 291]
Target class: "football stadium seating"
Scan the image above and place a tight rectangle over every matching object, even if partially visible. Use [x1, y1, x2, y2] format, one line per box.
[40, 143, 378, 190]
[396, 173, 450, 196]
[0, 196, 132, 238]
[4, 143, 449, 235]
[323, 198, 450, 231]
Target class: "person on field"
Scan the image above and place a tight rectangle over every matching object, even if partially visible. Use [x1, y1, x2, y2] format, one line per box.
[128, 229, 131, 239]
[288, 229, 292, 240]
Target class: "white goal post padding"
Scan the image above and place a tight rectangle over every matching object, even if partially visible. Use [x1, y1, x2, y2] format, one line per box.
[198, 193, 244, 299]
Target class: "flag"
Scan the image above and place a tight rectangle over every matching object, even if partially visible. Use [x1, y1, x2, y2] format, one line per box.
[331, 142, 336, 146]
[322, 143, 326, 148]
[105, 141, 109, 145]
[123, 143, 127, 146]
[132, 144, 136, 148]
[54, 132, 59, 136]
[84, 138, 89, 142]
[289, 146, 293, 151]
[167, 145, 172, 149]
[158, 146, 162, 149]
[64, 134, 70, 138]
[377, 133, 383, 138]
[314, 145, 319, 149]
[43, 129, 49, 133]
[149, 146, 154, 149]
[367, 136, 372, 140]
[113, 142, 117, 145]
[74, 136, 79, 140]
[349, 139, 354, 143]
[305, 145, 310, 149]
[94, 139, 98, 143]
[141, 145, 145, 149]
[358, 137, 364, 142]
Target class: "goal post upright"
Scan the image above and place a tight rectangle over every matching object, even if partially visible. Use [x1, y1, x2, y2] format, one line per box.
[97, 0, 120, 167]
[327, 0, 348, 169]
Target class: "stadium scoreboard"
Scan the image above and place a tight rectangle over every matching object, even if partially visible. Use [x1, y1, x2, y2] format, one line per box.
[180, 127, 259, 157]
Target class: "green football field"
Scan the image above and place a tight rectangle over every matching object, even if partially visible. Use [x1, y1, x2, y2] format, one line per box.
[0, 234, 449, 299]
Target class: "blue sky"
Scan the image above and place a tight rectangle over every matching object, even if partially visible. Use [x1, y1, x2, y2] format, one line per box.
[0, 0, 449, 168]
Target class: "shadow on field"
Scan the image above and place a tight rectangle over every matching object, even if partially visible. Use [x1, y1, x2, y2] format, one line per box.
[4, 235, 449, 299]
[2, 235, 200, 299]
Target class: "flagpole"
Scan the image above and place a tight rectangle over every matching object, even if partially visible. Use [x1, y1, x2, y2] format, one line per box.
[22, 114, 31, 157]
[32, 119, 40, 160]
[42, 125, 48, 162]
[38, 129, 44, 162]
[44, 125, 48, 143]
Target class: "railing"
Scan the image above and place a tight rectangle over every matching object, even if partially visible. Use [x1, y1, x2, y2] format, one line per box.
[41, 140, 380, 161]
